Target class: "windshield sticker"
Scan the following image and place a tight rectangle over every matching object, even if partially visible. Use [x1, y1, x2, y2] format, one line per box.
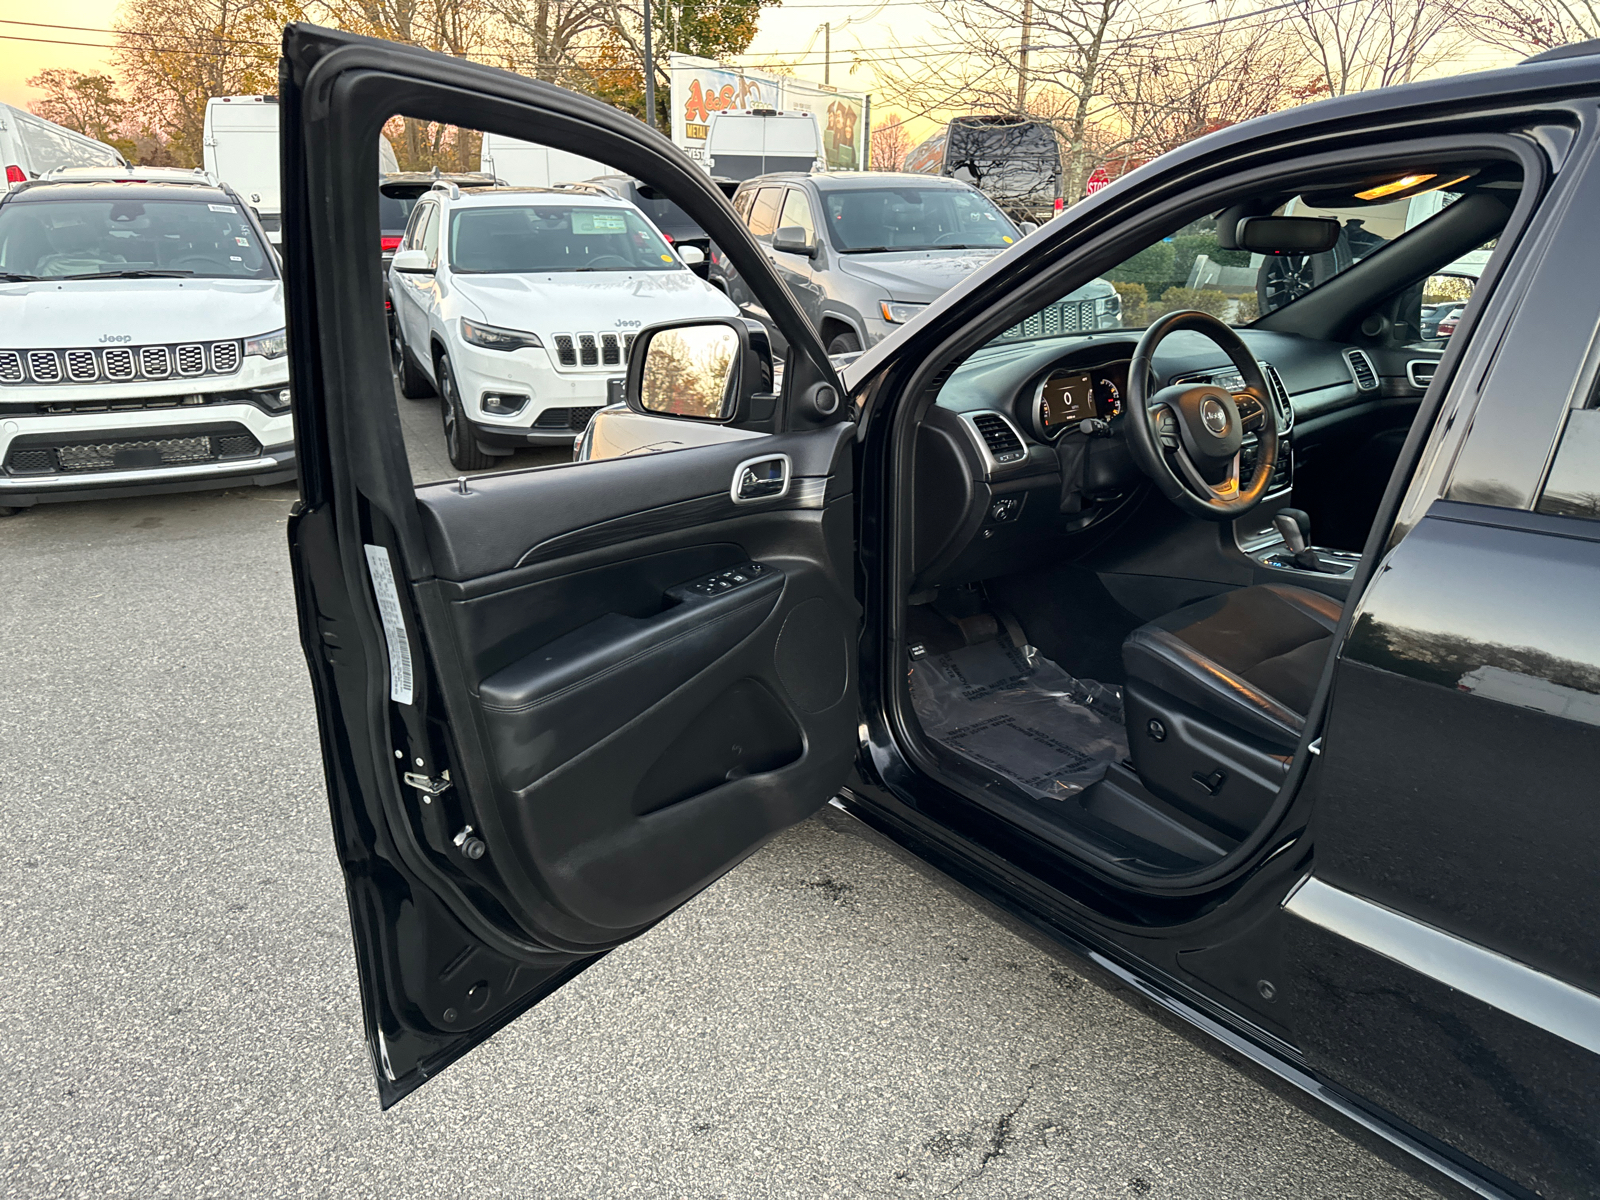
[235, 237, 250, 246]
[660, 253, 673, 262]
[209, 204, 238, 213]
[229, 255, 243, 261]
[363, 544, 414, 705]
[572, 211, 627, 235]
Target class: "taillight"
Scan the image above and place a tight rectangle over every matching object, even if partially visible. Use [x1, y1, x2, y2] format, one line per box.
[5, 165, 25, 184]
[1054, 197, 1064, 211]
[385, 296, 393, 312]
[663, 233, 674, 244]
[380, 235, 402, 252]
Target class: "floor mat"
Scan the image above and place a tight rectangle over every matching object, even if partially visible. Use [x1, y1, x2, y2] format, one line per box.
[909, 638, 1131, 801]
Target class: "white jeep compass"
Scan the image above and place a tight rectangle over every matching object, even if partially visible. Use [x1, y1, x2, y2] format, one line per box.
[0, 169, 292, 512]
[387, 182, 736, 469]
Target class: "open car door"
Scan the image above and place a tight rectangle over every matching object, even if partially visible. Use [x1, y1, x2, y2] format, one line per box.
[279, 26, 859, 1106]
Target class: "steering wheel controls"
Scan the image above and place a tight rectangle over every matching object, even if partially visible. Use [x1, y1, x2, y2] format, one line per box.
[1154, 409, 1181, 450]
[683, 562, 770, 596]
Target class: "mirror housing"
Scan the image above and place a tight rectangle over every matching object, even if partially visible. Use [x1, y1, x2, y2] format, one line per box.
[1233, 216, 1341, 255]
[677, 244, 706, 266]
[771, 226, 817, 257]
[391, 248, 433, 273]
[625, 317, 776, 424]
[1019, 220, 1039, 234]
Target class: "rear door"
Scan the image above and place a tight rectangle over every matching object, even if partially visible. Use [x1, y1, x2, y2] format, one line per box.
[1283, 171, 1600, 1198]
[280, 26, 858, 1106]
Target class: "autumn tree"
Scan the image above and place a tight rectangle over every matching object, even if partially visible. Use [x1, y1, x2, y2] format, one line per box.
[26, 71, 138, 159]
[869, 113, 912, 170]
[1457, 0, 1599, 53]
[606, 0, 783, 127]
[1287, 0, 1466, 96]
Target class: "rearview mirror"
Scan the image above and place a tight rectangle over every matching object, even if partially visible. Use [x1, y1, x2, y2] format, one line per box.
[1234, 216, 1341, 255]
[771, 226, 817, 257]
[391, 248, 432, 273]
[627, 318, 774, 422]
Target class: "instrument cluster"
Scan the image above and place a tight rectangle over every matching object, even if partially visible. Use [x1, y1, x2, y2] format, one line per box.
[1027, 362, 1127, 442]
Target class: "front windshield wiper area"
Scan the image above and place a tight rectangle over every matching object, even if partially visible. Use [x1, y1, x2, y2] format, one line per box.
[0, 273, 42, 282]
[839, 246, 893, 254]
[60, 269, 195, 280]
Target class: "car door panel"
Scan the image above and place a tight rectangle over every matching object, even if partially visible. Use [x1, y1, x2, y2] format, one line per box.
[282, 25, 854, 1105]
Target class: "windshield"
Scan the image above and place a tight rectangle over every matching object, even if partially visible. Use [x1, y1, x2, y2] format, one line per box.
[628, 187, 702, 237]
[992, 184, 1495, 347]
[823, 187, 1018, 253]
[0, 197, 274, 280]
[448, 204, 680, 273]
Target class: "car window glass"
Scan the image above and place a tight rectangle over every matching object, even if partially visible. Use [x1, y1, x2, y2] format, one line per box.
[821, 186, 1017, 253]
[373, 123, 766, 490]
[779, 189, 815, 241]
[379, 192, 419, 233]
[747, 188, 783, 239]
[447, 204, 680, 273]
[1537, 380, 1600, 521]
[732, 188, 756, 221]
[0, 196, 274, 280]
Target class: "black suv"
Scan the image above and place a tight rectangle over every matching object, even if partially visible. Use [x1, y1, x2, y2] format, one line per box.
[281, 28, 1600, 1199]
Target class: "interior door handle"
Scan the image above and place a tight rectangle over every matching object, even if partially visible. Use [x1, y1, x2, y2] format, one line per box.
[732, 454, 792, 503]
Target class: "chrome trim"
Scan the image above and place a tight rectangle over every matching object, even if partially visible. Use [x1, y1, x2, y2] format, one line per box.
[1343, 348, 1379, 392]
[1406, 359, 1438, 389]
[729, 452, 792, 503]
[958, 410, 1030, 476]
[0, 453, 290, 489]
[1284, 876, 1600, 1056]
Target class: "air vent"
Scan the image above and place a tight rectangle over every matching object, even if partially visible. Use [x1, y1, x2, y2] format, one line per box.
[1346, 349, 1378, 391]
[0, 351, 22, 383]
[28, 351, 61, 383]
[1262, 363, 1293, 433]
[176, 344, 206, 376]
[103, 348, 134, 379]
[66, 350, 98, 381]
[600, 333, 621, 365]
[969, 412, 1026, 465]
[554, 335, 576, 366]
[578, 335, 598, 366]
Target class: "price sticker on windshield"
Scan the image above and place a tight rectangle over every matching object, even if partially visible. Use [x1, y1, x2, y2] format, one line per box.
[572, 211, 627, 234]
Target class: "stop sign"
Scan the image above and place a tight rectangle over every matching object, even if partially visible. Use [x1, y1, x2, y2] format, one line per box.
[1085, 168, 1111, 196]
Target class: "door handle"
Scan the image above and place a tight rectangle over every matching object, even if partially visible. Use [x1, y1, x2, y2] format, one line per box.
[731, 454, 792, 503]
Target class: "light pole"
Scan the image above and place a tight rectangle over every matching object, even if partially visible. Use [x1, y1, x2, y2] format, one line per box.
[643, 0, 657, 131]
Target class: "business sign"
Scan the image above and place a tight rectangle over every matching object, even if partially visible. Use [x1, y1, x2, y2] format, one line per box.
[668, 54, 869, 171]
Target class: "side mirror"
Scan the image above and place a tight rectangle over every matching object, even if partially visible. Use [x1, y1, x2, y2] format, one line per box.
[1233, 216, 1341, 255]
[625, 318, 775, 423]
[1019, 221, 1039, 234]
[771, 226, 817, 257]
[391, 248, 433, 273]
[677, 244, 706, 266]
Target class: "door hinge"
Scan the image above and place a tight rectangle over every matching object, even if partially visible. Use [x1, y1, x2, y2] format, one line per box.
[403, 769, 452, 801]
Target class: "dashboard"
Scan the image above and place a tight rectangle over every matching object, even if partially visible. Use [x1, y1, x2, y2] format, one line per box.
[911, 328, 1437, 591]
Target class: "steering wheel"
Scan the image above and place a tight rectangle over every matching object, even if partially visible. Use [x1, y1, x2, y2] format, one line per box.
[1124, 309, 1279, 520]
[584, 255, 632, 269]
[169, 255, 226, 272]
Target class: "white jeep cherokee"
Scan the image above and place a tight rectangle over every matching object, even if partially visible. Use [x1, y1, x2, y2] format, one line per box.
[0, 169, 292, 511]
[387, 182, 737, 470]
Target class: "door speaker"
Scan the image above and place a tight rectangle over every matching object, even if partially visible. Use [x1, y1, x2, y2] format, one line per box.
[774, 597, 848, 713]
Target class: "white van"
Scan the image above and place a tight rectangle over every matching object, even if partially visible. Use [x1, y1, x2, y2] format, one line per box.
[0, 103, 125, 189]
[702, 109, 824, 182]
[478, 132, 605, 188]
[204, 96, 282, 243]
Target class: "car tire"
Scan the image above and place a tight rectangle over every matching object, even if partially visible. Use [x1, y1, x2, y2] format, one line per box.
[392, 317, 435, 399]
[437, 353, 494, 471]
[826, 330, 862, 355]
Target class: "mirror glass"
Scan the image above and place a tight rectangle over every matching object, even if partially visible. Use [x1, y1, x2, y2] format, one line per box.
[639, 325, 739, 419]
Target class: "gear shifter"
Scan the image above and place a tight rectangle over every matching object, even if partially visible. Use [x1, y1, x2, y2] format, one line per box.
[1273, 508, 1326, 572]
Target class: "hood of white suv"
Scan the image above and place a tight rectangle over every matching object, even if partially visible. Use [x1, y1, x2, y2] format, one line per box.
[0, 278, 285, 347]
[448, 270, 736, 336]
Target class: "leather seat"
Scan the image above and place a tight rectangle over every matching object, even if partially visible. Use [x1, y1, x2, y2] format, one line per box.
[1123, 584, 1342, 750]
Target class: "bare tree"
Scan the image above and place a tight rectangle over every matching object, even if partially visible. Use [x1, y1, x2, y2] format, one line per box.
[1458, 0, 1599, 53]
[870, 113, 913, 169]
[1288, 0, 1466, 96]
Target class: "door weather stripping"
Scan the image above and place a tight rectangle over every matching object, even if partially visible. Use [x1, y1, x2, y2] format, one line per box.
[1284, 875, 1600, 1055]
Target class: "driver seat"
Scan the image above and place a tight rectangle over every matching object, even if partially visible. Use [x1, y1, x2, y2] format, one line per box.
[1120, 584, 1342, 839]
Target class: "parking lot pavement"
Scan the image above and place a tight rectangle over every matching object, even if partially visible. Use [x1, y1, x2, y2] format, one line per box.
[0, 465, 1453, 1199]
[392, 385, 572, 485]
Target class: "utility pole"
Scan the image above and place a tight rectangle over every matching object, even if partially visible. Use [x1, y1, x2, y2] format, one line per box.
[1016, 0, 1031, 114]
[643, 0, 657, 131]
[824, 22, 831, 86]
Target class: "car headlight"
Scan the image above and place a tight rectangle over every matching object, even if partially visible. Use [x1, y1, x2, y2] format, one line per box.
[244, 328, 287, 359]
[461, 318, 543, 352]
[879, 301, 928, 324]
[1098, 292, 1121, 316]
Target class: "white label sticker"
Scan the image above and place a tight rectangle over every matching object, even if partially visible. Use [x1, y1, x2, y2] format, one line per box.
[364, 544, 414, 705]
[209, 203, 238, 213]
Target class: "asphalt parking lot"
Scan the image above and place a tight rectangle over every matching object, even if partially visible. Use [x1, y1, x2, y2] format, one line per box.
[0, 403, 1454, 1198]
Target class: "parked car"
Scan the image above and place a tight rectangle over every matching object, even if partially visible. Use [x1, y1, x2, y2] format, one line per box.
[902, 115, 1063, 224]
[378, 171, 495, 270]
[282, 27, 1600, 1200]
[0, 102, 125, 188]
[385, 181, 733, 469]
[1436, 308, 1463, 338]
[711, 171, 1116, 354]
[0, 170, 290, 512]
[203, 96, 284, 244]
[581, 173, 712, 275]
[703, 108, 825, 182]
[1420, 301, 1462, 338]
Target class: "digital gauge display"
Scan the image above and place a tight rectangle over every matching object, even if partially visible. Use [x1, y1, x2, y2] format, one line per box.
[1037, 371, 1096, 435]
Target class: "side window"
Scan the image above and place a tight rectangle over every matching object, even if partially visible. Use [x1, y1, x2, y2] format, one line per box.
[747, 188, 783, 240]
[402, 202, 430, 250]
[732, 188, 756, 222]
[419, 205, 441, 265]
[779, 189, 815, 241]
[1538, 403, 1600, 521]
